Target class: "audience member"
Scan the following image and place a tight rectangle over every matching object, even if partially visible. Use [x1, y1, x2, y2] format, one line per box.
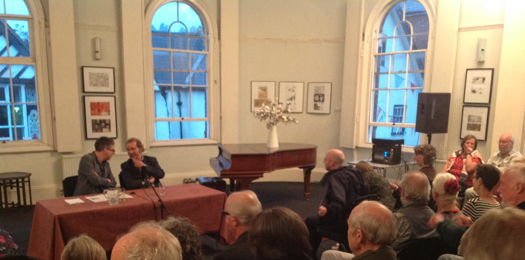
[249, 207, 312, 260]
[427, 173, 465, 254]
[321, 201, 397, 260]
[120, 138, 165, 190]
[391, 172, 436, 252]
[306, 149, 369, 254]
[461, 164, 501, 222]
[441, 135, 483, 198]
[414, 144, 437, 183]
[458, 207, 525, 259]
[61, 234, 106, 260]
[0, 228, 18, 257]
[486, 133, 523, 169]
[214, 190, 262, 260]
[497, 163, 525, 209]
[159, 216, 202, 260]
[359, 166, 396, 210]
[111, 222, 182, 260]
[74, 137, 117, 195]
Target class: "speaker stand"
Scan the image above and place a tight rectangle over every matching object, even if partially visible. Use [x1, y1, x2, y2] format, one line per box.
[426, 133, 432, 144]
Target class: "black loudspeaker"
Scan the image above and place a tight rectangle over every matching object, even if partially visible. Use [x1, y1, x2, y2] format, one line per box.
[415, 93, 451, 134]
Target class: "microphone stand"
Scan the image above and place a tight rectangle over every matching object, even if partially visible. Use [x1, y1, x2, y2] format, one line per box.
[147, 180, 170, 219]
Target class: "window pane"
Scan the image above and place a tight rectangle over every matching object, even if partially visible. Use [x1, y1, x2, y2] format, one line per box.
[0, 104, 9, 125]
[189, 38, 206, 51]
[172, 51, 189, 70]
[389, 73, 406, 88]
[5, 0, 30, 16]
[405, 88, 421, 124]
[373, 74, 389, 89]
[153, 70, 170, 84]
[377, 37, 392, 53]
[170, 35, 188, 50]
[191, 72, 207, 86]
[13, 66, 36, 103]
[6, 20, 30, 57]
[191, 87, 207, 118]
[152, 33, 169, 49]
[155, 120, 209, 140]
[395, 21, 412, 36]
[172, 86, 190, 118]
[413, 33, 428, 50]
[392, 53, 407, 73]
[394, 36, 411, 52]
[369, 125, 420, 146]
[375, 55, 390, 73]
[407, 72, 425, 87]
[409, 52, 425, 71]
[154, 85, 173, 118]
[371, 90, 388, 122]
[386, 90, 405, 122]
[153, 51, 170, 70]
[191, 54, 207, 71]
[172, 72, 190, 84]
[0, 127, 10, 140]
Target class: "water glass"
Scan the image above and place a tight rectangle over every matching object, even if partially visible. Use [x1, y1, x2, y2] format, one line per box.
[104, 188, 120, 205]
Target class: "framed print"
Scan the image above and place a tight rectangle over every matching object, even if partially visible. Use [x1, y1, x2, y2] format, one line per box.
[251, 81, 276, 111]
[83, 96, 117, 139]
[463, 68, 494, 104]
[460, 105, 489, 141]
[278, 82, 304, 113]
[82, 66, 115, 93]
[307, 82, 332, 114]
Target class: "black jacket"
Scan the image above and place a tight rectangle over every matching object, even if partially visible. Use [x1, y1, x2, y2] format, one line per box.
[119, 155, 165, 190]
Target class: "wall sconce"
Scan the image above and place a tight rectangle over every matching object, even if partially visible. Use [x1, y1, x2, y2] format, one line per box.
[93, 37, 102, 60]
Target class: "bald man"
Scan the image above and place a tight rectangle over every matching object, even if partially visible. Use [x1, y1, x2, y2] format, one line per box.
[487, 133, 522, 169]
[306, 149, 369, 256]
[214, 190, 262, 260]
[321, 201, 397, 260]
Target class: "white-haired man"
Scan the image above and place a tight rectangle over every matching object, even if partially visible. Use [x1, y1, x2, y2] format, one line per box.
[321, 201, 397, 260]
[111, 222, 182, 260]
[497, 163, 525, 209]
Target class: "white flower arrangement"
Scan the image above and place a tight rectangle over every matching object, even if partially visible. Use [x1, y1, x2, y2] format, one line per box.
[253, 102, 298, 129]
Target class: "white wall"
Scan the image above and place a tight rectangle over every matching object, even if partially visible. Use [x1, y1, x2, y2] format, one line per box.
[0, 0, 523, 201]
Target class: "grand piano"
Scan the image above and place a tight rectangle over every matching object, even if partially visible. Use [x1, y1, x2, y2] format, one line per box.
[210, 143, 317, 199]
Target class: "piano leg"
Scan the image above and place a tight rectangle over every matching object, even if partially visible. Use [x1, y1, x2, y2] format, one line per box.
[300, 166, 314, 200]
[228, 176, 261, 192]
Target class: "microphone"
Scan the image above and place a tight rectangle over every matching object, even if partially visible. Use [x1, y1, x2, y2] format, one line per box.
[147, 180, 170, 218]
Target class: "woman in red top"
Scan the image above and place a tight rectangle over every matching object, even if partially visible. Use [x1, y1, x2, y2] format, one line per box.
[441, 135, 484, 197]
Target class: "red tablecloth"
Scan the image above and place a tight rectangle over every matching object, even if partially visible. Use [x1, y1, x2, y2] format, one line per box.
[27, 184, 226, 260]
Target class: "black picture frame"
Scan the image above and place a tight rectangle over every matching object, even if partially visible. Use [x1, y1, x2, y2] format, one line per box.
[83, 95, 118, 139]
[463, 68, 494, 104]
[460, 105, 489, 141]
[82, 66, 115, 93]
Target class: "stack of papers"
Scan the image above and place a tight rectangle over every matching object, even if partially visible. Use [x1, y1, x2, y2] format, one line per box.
[85, 194, 108, 203]
[64, 198, 84, 205]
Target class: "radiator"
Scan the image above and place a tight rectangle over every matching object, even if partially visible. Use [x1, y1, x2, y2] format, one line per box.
[61, 153, 129, 180]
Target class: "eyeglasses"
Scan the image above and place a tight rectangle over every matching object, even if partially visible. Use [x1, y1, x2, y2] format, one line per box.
[221, 211, 231, 216]
[106, 148, 116, 153]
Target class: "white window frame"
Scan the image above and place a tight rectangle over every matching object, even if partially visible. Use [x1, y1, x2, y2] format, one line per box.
[355, 0, 434, 150]
[0, 0, 53, 153]
[144, 0, 219, 146]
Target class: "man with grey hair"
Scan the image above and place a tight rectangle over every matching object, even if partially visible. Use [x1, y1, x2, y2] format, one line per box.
[391, 171, 436, 252]
[497, 163, 525, 209]
[213, 190, 262, 260]
[111, 222, 182, 260]
[321, 200, 397, 260]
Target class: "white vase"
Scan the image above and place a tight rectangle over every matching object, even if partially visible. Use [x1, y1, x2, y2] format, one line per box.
[267, 125, 279, 148]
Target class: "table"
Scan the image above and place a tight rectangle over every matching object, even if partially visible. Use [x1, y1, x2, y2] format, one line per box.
[348, 160, 417, 182]
[27, 183, 226, 260]
[0, 172, 32, 208]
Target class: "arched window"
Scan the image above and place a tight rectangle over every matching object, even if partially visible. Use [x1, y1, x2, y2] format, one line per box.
[150, 1, 210, 141]
[368, 0, 429, 146]
[0, 0, 40, 142]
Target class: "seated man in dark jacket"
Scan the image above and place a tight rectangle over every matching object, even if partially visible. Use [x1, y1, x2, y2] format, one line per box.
[306, 149, 369, 255]
[120, 138, 165, 190]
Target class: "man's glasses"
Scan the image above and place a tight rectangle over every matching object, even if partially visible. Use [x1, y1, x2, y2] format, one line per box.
[221, 211, 231, 216]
